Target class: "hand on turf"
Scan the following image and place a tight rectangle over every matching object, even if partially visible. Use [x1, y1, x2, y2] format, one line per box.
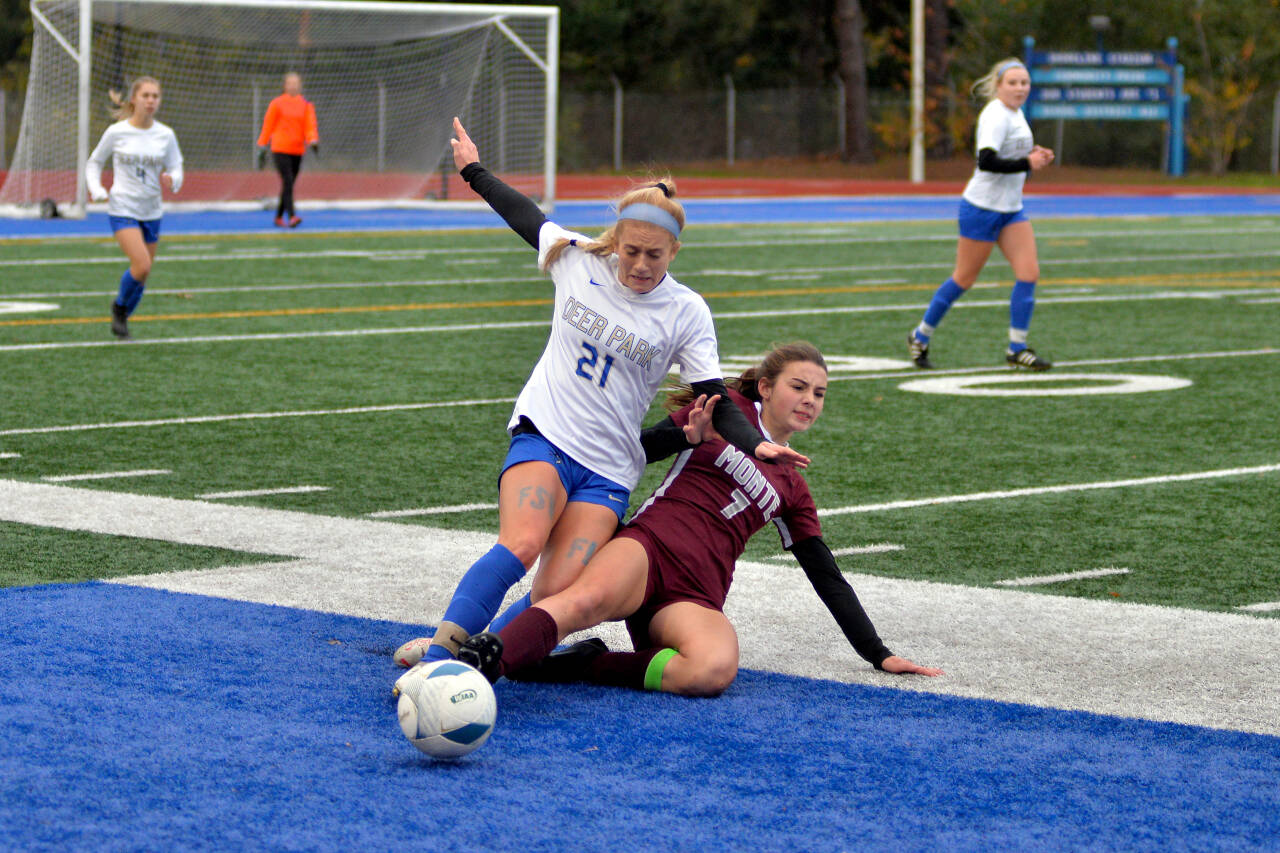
[754, 441, 809, 470]
[681, 394, 721, 445]
[451, 116, 480, 171]
[880, 655, 944, 677]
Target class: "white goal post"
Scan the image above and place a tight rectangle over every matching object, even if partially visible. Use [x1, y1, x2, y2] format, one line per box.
[0, 0, 559, 216]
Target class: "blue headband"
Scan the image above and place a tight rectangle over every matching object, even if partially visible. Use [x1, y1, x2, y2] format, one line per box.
[617, 202, 682, 239]
[996, 60, 1026, 77]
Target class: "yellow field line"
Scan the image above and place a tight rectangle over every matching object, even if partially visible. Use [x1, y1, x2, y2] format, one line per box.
[2, 271, 1277, 328]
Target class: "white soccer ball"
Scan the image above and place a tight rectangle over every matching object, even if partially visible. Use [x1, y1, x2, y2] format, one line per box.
[396, 660, 497, 759]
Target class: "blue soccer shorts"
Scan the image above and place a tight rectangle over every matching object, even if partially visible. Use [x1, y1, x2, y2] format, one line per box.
[958, 198, 1028, 242]
[500, 431, 630, 522]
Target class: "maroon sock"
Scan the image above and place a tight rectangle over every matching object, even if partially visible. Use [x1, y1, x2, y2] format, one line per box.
[587, 648, 664, 690]
[497, 606, 559, 676]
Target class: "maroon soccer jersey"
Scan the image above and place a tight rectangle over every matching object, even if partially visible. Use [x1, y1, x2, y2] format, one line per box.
[622, 389, 822, 610]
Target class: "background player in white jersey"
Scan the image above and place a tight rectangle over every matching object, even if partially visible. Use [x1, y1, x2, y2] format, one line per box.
[85, 76, 184, 340]
[400, 119, 810, 672]
[456, 342, 942, 695]
[907, 58, 1054, 370]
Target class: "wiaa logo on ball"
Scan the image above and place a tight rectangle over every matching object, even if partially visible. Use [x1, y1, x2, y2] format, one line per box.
[450, 689, 478, 704]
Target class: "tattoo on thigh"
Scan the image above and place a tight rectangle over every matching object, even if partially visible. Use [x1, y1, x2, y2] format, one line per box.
[566, 537, 598, 566]
[517, 485, 556, 518]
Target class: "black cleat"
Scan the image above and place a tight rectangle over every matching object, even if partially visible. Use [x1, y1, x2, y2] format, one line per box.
[1006, 347, 1052, 370]
[457, 632, 504, 683]
[110, 301, 130, 339]
[506, 637, 609, 684]
[907, 332, 934, 369]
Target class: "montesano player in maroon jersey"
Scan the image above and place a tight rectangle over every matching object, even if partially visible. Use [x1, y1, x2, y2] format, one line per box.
[458, 342, 942, 695]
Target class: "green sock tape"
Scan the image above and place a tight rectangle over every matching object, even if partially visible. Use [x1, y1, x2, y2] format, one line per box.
[643, 648, 678, 692]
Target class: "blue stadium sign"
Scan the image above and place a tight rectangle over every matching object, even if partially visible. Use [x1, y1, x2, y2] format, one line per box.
[1023, 36, 1188, 175]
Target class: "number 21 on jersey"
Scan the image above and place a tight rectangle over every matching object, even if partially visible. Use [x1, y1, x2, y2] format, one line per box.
[575, 341, 615, 388]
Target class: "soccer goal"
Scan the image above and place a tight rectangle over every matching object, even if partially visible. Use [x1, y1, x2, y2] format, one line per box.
[0, 0, 559, 216]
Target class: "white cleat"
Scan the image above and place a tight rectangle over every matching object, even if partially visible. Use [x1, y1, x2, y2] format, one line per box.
[393, 637, 434, 669]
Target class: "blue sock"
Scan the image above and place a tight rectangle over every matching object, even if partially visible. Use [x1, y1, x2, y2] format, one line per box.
[918, 278, 966, 342]
[1009, 279, 1036, 352]
[425, 544, 527, 661]
[118, 270, 145, 315]
[489, 592, 532, 634]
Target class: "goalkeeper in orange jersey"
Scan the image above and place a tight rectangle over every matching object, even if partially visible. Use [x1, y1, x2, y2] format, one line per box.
[256, 72, 318, 228]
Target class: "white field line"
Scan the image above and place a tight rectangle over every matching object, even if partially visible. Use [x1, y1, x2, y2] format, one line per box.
[197, 485, 330, 500]
[1241, 296, 1280, 304]
[4, 291, 1277, 355]
[40, 469, 171, 482]
[368, 502, 500, 518]
[9, 241, 1278, 299]
[7, 245, 1280, 288]
[4, 478, 1278, 736]
[766, 543, 904, 561]
[5, 275, 540, 300]
[826, 346, 1280, 384]
[695, 248, 1280, 278]
[0, 397, 515, 437]
[995, 567, 1131, 587]
[3, 222, 1278, 269]
[817, 464, 1280, 517]
[1237, 602, 1280, 612]
[0, 452, 19, 459]
[2, 348, 1274, 437]
[0, 320, 550, 352]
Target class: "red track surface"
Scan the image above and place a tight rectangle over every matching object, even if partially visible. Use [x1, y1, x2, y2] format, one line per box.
[2, 170, 1268, 203]
[555, 174, 1271, 199]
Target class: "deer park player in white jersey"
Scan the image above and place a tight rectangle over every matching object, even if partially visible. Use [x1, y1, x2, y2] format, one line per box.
[85, 76, 184, 340]
[395, 119, 811, 678]
[907, 57, 1055, 371]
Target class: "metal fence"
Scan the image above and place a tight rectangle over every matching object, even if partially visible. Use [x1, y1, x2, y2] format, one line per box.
[561, 81, 1280, 176]
[4, 78, 1280, 177]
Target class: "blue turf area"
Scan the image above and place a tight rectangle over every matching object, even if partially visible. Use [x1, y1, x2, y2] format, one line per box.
[2, 583, 1277, 851]
[3, 191, 1280, 239]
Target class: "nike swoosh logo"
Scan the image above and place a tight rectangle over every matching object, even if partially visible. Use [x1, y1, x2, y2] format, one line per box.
[608, 495, 624, 502]
[588, 278, 606, 287]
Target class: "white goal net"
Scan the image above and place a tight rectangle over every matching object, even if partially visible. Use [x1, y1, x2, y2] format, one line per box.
[0, 0, 558, 215]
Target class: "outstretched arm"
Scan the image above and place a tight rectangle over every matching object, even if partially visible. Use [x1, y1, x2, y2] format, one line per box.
[452, 117, 545, 249]
[790, 536, 942, 676]
[691, 379, 810, 469]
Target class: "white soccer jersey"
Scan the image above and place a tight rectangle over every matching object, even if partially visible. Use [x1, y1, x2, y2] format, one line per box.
[85, 119, 184, 220]
[962, 99, 1034, 214]
[509, 221, 723, 490]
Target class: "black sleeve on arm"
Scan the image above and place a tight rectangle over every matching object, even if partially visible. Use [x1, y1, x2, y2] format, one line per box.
[790, 536, 893, 669]
[459, 162, 546, 249]
[639, 415, 694, 464]
[976, 147, 1031, 174]
[690, 379, 765, 457]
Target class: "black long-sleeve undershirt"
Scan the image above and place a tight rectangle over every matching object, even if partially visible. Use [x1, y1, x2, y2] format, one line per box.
[639, 381, 767, 464]
[977, 147, 1031, 174]
[634, 379, 762, 461]
[459, 161, 545, 248]
[789, 537, 892, 669]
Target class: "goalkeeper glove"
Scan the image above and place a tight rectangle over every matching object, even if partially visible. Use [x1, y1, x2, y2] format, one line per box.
[257, 147, 269, 169]
[309, 142, 320, 159]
